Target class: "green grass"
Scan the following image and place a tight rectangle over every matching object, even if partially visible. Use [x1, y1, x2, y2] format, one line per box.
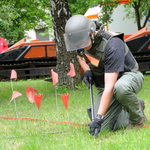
[0, 75, 150, 150]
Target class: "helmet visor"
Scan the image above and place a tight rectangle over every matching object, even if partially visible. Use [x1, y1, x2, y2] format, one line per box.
[63, 28, 91, 51]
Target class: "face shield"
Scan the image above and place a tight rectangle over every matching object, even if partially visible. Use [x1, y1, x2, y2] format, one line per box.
[63, 28, 91, 51]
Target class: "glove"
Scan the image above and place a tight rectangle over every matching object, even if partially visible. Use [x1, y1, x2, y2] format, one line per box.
[76, 48, 85, 57]
[89, 115, 104, 138]
[83, 70, 94, 89]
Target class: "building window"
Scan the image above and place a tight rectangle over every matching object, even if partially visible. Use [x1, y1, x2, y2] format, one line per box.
[36, 28, 49, 41]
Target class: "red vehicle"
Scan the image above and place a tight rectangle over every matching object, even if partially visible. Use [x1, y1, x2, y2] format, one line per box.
[125, 27, 150, 74]
[0, 38, 57, 80]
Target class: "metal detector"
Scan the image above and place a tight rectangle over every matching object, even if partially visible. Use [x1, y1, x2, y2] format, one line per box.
[89, 83, 99, 138]
[89, 83, 95, 121]
[78, 49, 99, 138]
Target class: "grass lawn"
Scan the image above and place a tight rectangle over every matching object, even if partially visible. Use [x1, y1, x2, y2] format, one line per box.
[0, 75, 150, 150]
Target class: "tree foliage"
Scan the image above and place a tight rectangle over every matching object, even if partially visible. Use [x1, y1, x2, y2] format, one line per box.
[0, 0, 91, 43]
[92, 0, 150, 30]
[0, 0, 50, 43]
[69, 0, 91, 15]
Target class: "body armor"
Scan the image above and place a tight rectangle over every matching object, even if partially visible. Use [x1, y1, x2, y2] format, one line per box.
[85, 30, 139, 87]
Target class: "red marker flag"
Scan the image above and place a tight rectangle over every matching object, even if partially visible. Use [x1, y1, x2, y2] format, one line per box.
[10, 70, 17, 80]
[51, 69, 58, 88]
[67, 63, 75, 77]
[26, 86, 38, 103]
[34, 94, 43, 109]
[8, 91, 22, 105]
[61, 93, 69, 110]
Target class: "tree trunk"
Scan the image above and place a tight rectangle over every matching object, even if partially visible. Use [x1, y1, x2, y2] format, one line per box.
[133, 0, 150, 30]
[133, 1, 141, 30]
[50, 0, 81, 87]
[143, 9, 150, 28]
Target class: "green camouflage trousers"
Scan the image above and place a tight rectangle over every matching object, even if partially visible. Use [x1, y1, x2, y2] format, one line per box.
[94, 71, 144, 131]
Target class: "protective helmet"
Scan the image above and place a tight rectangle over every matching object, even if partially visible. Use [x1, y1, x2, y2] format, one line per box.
[64, 15, 96, 51]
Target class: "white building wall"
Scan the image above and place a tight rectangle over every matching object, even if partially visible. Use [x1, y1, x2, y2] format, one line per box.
[108, 5, 150, 34]
[25, 29, 54, 42]
[25, 29, 37, 42]
[84, 5, 150, 35]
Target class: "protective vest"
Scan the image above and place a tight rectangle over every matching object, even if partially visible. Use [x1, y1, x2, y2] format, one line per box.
[85, 30, 139, 78]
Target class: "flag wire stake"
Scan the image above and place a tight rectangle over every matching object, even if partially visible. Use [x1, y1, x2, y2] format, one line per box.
[55, 86, 62, 149]
[65, 94, 74, 138]
[10, 79, 18, 143]
[37, 95, 42, 139]
[71, 77, 79, 120]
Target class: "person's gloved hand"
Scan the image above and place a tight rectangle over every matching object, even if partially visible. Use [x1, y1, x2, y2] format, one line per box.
[89, 115, 104, 138]
[83, 70, 94, 89]
[76, 48, 85, 57]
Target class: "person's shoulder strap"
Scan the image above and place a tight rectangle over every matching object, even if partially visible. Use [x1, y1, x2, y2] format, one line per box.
[102, 32, 111, 40]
